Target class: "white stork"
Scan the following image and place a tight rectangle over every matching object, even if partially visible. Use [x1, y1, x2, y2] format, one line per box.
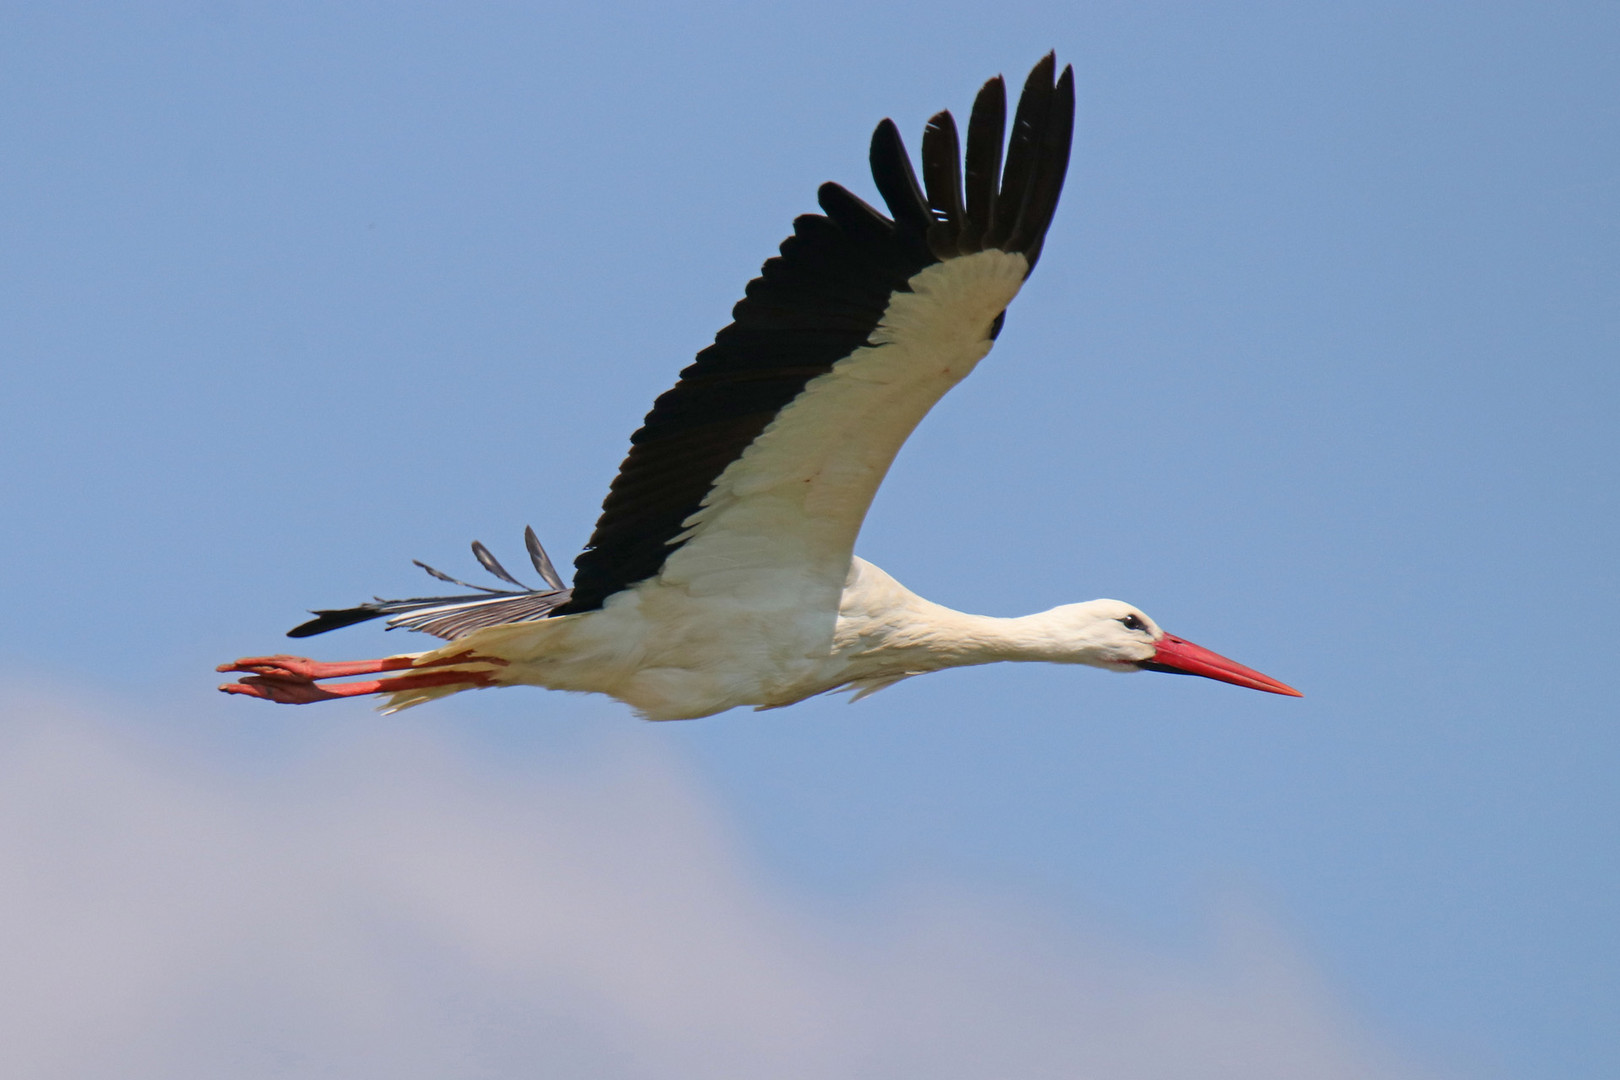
[219, 55, 1301, 720]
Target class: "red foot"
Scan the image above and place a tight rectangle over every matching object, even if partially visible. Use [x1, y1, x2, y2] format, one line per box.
[220, 675, 348, 704]
[217, 652, 502, 705]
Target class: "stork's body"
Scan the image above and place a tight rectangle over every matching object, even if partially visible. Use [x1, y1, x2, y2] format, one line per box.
[220, 57, 1300, 717]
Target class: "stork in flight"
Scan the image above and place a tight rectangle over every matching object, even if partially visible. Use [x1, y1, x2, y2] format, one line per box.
[219, 55, 1301, 720]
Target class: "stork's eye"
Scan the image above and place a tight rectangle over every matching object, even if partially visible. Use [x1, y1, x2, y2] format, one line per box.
[1119, 614, 1147, 632]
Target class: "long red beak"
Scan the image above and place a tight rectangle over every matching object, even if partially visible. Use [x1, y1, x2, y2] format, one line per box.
[1139, 634, 1302, 697]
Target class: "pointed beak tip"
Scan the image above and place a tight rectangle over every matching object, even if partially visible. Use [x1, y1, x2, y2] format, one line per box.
[1147, 634, 1303, 699]
[1232, 675, 1304, 699]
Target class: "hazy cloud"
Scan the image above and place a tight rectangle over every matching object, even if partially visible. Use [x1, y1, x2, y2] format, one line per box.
[0, 689, 1435, 1079]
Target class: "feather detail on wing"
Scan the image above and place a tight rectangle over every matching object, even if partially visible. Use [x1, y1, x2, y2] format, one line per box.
[287, 529, 573, 640]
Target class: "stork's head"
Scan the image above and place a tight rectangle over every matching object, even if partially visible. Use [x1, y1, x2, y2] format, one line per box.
[1046, 600, 1302, 697]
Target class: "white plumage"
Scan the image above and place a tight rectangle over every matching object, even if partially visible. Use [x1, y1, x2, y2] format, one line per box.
[220, 56, 1300, 718]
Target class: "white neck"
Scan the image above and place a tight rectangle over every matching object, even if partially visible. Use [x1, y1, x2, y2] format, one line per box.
[904, 607, 1097, 668]
[834, 558, 1141, 678]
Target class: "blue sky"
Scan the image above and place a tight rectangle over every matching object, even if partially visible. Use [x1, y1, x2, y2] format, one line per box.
[1, 3, 1616, 1077]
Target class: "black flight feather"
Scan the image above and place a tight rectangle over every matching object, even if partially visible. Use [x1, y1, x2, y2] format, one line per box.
[959, 75, 1007, 252]
[921, 110, 965, 258]
[987, 53, 1055, 250]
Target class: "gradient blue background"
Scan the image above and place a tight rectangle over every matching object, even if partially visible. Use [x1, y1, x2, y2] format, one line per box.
[2, 3, 1615, 1077]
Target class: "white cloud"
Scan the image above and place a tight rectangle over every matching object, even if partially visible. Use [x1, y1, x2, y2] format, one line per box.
[0, 688, 1437, 1080]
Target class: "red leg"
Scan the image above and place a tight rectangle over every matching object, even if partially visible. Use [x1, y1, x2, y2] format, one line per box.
[217, 655, 418, 680]
[217, 652, 504, 705]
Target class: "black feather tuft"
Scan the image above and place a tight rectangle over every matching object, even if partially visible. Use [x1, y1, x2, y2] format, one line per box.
[287, 531, 573, 640]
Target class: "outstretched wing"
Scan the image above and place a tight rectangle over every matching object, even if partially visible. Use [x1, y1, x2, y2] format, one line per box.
[284, 56, 1073, 646]
[557, 55, 1074, 617]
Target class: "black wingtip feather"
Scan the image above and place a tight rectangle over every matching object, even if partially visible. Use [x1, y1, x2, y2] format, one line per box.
[960, 74, 1007, 252]
[816, 182, 894, 246]
[921, 110, 965, 258]
[1007, 63, 1074, 265]
[525, 525, 566, 591]
[288, 607, 388, 638]
[472, 540, 528, 588]
[986, 54, 1056, 250]
[868, 118, 932, 239]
